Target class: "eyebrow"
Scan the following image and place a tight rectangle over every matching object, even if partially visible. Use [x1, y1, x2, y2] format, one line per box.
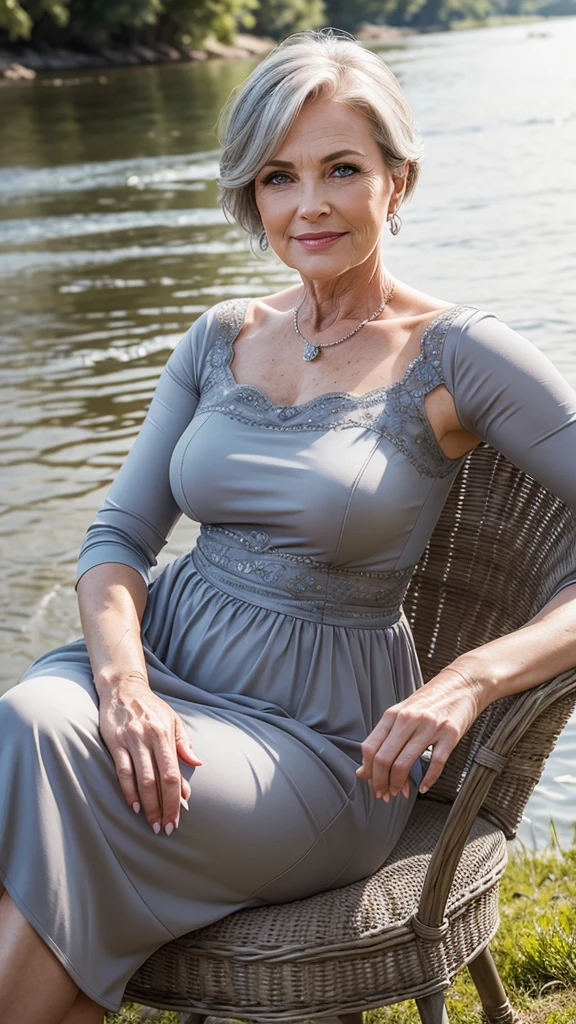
[261, 149, 365, 170]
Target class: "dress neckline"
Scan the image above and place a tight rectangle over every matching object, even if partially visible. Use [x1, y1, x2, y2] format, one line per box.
[218, 297, 474, 414]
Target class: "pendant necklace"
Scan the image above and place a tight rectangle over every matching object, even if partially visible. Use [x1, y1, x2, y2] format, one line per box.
[292, 279, 396, 362]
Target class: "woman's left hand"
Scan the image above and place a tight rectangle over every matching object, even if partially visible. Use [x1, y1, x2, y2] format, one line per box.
[356, 666, 486, 800]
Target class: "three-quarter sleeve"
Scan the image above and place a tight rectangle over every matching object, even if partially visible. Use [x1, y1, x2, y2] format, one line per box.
[76, 307, 213, 588]
[442, 310, 576, 598]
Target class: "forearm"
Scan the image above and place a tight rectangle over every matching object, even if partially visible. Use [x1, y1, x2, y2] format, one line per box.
[77, 562, 149, 700]
[360, 583, 576, 799]
[443, 582, 576, 713]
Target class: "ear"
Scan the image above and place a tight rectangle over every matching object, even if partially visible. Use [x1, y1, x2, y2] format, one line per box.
[392, 161, 410, 206]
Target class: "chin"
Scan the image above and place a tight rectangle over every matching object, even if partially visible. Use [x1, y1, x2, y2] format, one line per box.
[282, 253, 355, 276]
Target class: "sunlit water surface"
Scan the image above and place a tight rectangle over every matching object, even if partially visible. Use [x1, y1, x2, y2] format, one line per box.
[1, 17, 575, 849]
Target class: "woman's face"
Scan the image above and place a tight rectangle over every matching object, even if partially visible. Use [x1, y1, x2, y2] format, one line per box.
[254, 96, 406, 278]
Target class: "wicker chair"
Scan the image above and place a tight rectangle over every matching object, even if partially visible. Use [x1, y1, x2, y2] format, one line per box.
[124, 443, 576, 1024]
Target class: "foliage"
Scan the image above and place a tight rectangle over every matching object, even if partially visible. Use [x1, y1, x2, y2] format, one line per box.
[403, 0, 492, 29]
[161, 0, 259, 48]
[62, 0, 163, 48]
[0, 0, 259, 46]
[0, 0, 69, 42]
[0, 0, 565, 46]
[252, 0, 326, 39]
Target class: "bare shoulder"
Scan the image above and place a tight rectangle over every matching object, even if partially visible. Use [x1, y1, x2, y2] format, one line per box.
[391, 283, 458, 326]
[250, 285, 304, 313]
[242, 286, 302, 331]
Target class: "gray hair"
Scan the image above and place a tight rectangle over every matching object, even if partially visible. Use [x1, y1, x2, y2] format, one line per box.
[216, 28, 424, 251]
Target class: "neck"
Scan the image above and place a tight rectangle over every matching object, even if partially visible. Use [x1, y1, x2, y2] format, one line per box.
[295, 257, 395, 333]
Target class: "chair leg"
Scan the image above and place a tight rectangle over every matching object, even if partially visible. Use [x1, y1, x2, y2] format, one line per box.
[467, 946, 517, 1023]
[415, 991, 450, 1024]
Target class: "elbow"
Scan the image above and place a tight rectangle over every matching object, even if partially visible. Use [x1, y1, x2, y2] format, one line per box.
[76, 523, 156, 591]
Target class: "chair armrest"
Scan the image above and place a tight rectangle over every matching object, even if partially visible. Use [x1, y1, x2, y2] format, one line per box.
[413, 666, 576, 932]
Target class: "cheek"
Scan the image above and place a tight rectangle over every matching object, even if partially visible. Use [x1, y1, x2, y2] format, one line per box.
[358, 178, 388, 210]
[348, 185, 387, 233]
[256, 189, 291, 228]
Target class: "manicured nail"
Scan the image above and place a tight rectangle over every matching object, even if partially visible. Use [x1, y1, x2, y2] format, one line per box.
[375, 790, 383, 800]
[390, 788, 398, 798]
[420, 785, 429, 795]
[382, 792, 390, 803]
[180, 795, 189, 811]
[152, 822, 161, 835]
[132, 801, 140, 814]
[165, 822, 174, 837]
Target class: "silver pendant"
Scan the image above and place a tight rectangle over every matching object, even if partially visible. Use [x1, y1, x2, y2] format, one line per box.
[303, 341, 320, 361]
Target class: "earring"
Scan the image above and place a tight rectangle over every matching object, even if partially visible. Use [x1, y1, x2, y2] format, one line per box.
[387, 212, 402, 236]
[259, 230, 269, 251]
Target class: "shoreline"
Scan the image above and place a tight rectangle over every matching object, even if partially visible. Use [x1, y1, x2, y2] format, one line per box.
[0, 16, 549, 83]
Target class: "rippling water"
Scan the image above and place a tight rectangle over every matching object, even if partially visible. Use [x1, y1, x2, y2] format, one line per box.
[1, 18, 575, 849]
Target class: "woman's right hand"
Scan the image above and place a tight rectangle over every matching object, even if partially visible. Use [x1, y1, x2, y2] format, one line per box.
[97, 676, 203, 835]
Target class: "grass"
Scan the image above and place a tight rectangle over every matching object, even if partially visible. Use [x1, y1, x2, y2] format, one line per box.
[107, 822, 576, 1024]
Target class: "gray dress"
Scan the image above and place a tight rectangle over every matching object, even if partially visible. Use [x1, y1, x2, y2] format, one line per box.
[1, 298, 575, 1012]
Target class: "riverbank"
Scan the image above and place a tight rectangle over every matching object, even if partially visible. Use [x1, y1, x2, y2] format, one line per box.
[0, 17, 548, 82]
[105, 826, 576, 1023]
[0, 33, 277, 82]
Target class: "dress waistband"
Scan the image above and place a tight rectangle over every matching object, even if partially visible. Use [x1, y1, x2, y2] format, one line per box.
[192, 525, 416, 628]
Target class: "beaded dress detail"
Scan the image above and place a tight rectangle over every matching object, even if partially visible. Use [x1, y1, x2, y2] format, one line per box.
[196, 298, 475, 478]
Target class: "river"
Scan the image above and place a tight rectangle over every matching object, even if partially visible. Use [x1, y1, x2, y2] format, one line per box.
[0, 16, 575, 850]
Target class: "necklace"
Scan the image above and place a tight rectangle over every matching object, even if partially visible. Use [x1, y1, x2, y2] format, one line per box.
[292, 279, 396, 362]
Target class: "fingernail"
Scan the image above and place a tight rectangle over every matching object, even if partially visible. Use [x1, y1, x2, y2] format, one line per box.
[165, 822, 174, 837]
[132, 801, 140, 814]
[390, 788, 398, 798]
[152, 822, 161, 835]
[180, 795, 189, 811]
[420, 785, 429, 795]
[383, 792, 390, 803]
[375, 790, 383, 800]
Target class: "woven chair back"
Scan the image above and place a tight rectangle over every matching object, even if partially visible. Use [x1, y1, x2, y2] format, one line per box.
[404, 443, 576, 838]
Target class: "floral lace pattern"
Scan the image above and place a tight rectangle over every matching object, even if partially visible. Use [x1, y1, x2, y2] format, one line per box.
[194, 524, 416, 623]
[196, 297, 477, 479]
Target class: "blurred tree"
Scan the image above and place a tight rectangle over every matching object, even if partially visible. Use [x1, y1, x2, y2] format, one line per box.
[324, 0, 425, 29]
[405, 0, 492, 26]
[161, 0, 259, 46]
[535, 0, 576, 12]
[0, 0, 566, 50]
[0, 0, 258, 44]
[252, 0, 325, 38]
[63, 0, 163, 47]
[0, 0, 69, 41]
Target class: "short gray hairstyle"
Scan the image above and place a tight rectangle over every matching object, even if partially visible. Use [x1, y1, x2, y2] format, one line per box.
[216, 28, 424, 251]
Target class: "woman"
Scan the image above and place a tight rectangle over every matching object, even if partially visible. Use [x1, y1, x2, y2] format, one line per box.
[1, 27, 575, 1024]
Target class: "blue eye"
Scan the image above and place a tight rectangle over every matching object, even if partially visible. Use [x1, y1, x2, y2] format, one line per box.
[263, 171, 289, 186]
[333, 164, 359, 177]
[261, 163, 360, 186]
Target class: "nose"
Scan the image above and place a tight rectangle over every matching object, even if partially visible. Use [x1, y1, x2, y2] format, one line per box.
[297, 177, 331, 220]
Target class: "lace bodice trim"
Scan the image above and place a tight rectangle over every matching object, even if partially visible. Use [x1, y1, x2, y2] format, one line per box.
[195, 297, 477, 479]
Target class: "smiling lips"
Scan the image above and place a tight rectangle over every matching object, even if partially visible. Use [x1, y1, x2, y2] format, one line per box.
[294, 232, 347, 250]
